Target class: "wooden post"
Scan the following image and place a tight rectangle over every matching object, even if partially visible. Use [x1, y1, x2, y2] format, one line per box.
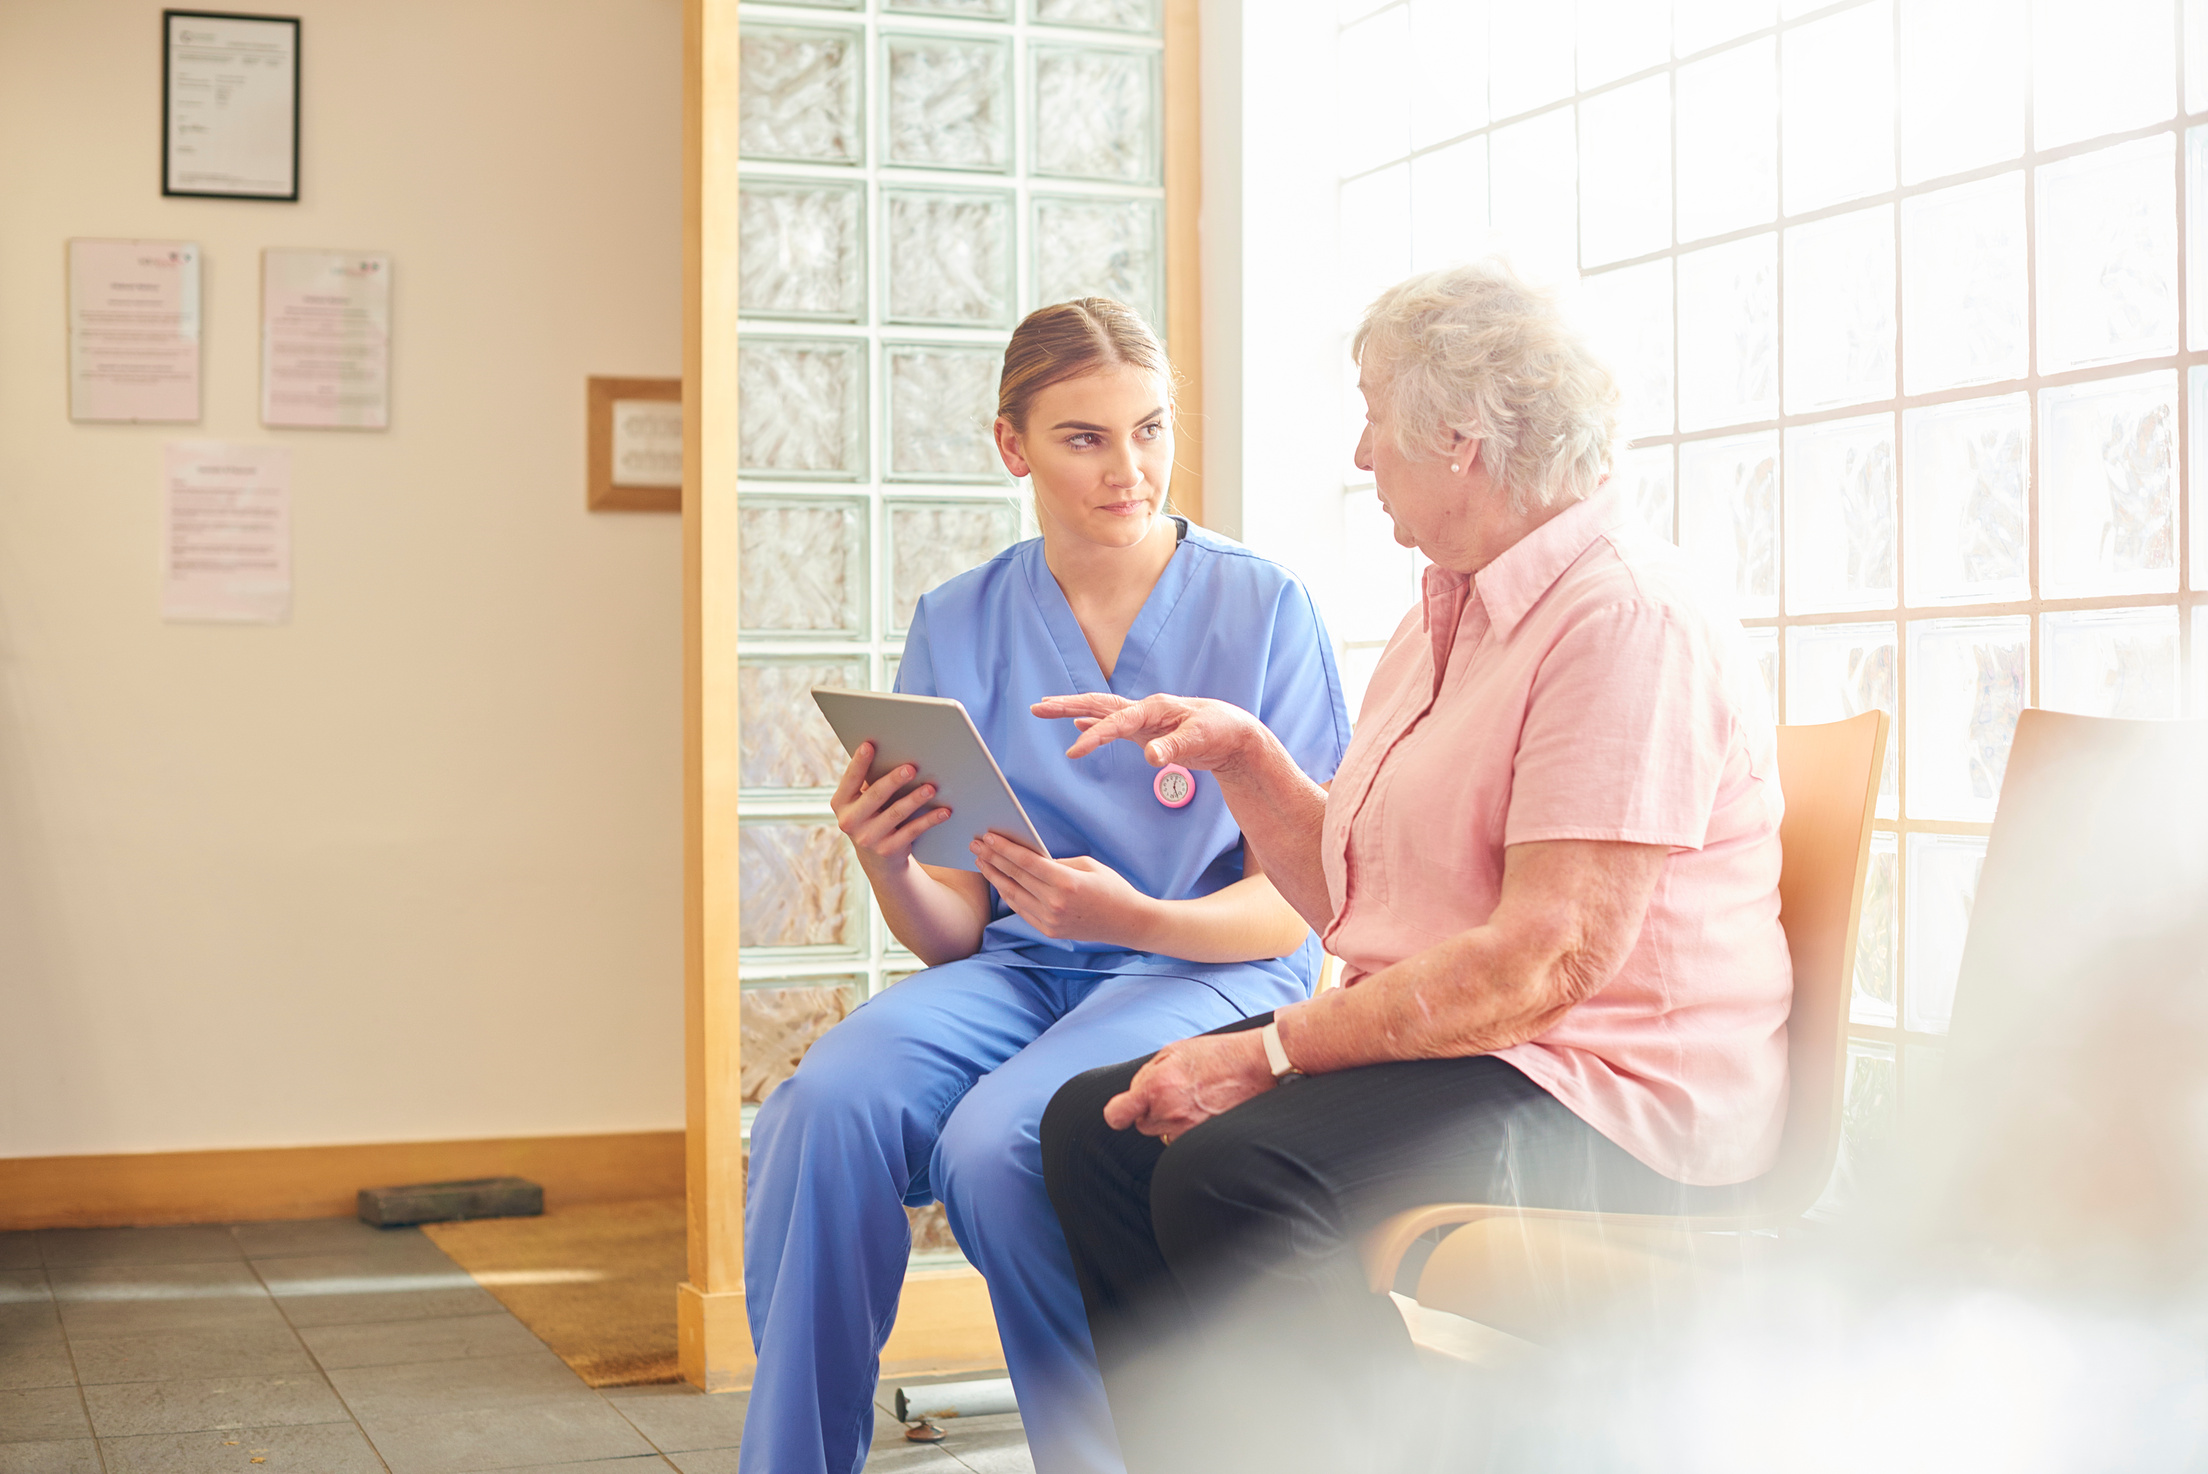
[678, 0, 752, 1394]
[1163, 0, 1204, 528]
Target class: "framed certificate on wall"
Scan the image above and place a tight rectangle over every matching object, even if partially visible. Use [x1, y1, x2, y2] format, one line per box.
[163, 11, 300, 201]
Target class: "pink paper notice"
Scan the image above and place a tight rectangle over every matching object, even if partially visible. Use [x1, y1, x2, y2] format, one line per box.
[163, 442, 291, 624]
[69, 239, 202, 423]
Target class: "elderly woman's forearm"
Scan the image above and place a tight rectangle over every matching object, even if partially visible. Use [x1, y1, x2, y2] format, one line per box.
[1212, 725, 1334, 932]
[1271, 929, 1587, 1071]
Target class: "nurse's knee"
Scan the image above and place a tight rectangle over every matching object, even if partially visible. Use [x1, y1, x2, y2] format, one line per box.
[935, 1070, 1048, 1217]
[750, 1004, 898, 1141]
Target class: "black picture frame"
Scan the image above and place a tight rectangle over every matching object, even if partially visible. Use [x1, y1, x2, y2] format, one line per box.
[162, 9, 301, 202]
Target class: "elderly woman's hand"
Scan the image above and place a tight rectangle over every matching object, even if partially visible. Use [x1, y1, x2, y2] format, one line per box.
[1104, 1028, 1277, 1141]
[1031, 693, 1265, 772]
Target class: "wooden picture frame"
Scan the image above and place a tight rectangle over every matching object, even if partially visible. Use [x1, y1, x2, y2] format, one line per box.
[588, 376, 683, 512]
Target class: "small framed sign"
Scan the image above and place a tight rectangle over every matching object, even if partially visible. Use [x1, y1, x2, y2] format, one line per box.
[588, 377, 683, 512]
[164, 10, 301, 201]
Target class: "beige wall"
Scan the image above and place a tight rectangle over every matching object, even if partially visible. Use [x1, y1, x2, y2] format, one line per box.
[0, 0, 685, 1156]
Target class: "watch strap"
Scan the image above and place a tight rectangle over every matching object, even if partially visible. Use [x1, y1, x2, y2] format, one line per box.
[1261, 1020, 1297, 1080]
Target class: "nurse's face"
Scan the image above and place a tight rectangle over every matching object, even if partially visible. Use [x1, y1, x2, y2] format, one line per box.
[997, 365, 1175, 550]
[1354, 361, 1493, 569]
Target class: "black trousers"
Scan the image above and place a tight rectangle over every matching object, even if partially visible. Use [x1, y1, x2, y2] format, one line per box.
[1040, 1015, 1742, 1474]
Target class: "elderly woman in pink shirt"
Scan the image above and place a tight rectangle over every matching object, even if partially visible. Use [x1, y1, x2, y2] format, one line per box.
[1034, 258, 1789, 1473]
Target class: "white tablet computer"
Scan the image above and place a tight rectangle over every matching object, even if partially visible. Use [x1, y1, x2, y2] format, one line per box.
[810, 689, 1053, 873]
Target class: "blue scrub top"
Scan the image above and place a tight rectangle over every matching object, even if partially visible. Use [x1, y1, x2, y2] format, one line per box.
[896, 520, 1352, 992]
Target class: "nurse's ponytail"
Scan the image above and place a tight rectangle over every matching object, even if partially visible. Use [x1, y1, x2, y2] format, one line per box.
[997, 298, 1177, 434]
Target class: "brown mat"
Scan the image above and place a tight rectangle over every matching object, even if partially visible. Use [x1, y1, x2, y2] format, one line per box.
[422, 1197, 686, 1387]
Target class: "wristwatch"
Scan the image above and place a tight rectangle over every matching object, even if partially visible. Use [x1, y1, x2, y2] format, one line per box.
[1260, 1020, 1300, 1081]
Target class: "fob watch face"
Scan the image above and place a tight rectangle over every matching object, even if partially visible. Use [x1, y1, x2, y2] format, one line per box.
[1154, 765, 1194, 808]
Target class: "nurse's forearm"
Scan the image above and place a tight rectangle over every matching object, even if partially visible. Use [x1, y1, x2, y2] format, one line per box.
[1212, 724, 1335, 932]
[1129, 874, 1313, 965]
[862, 856, 991, 967]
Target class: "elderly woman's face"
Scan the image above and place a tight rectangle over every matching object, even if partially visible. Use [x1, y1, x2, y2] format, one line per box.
[1355, 367, 1483, 558]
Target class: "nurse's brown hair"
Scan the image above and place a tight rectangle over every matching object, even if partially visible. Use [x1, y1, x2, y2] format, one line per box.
[996, 298, 1176, 433]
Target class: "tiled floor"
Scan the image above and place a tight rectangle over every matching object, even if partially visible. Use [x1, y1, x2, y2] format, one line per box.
[0, 1220, 1032, 1474]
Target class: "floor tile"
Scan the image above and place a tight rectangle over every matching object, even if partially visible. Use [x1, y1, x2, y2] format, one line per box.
[359, 1394, 656, 1474]
[254, 1251, 500, 1329]
[36, 1227, 243, 1269]
[664, 1452, 744, 1474]
[484, 1460, 676, 1474]
[925, 1411, 1032, 1474]
[0, 1240, 37, 1274]
[230, 1218, 432, 1260]
[0, 1387, 90, 1444]
[325, 1349, 589, 1422]
[47, 1262, 283, 1341]
[0, 1342, 76, 1394]
[99, 1420, 386, 1474]
[81, 1371, 348, 1438]
[298, 1311, 545, 1369]
[69, 1324, 316, 1386]
[601, 1383, 749, 1453]
[0, 1305, 63, 1349]
[0, 1439, 100, 1473]
[0, 1273, 49, 1307]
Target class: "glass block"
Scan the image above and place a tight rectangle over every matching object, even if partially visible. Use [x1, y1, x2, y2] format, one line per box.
[741, 976, 862, 1107]
[2191, 129, 2208, 352]
[1342, 163, 1413, 322]
[2194, 367, 2208, 582]
[908, 1202, 964, 1261]
[1905, 832, 1988, 1033]
[1033, 194, 1162, 324]
[883, 34, 1012, 173]
[1903, 1039, 1947, 1122]
[1411, 0, 1488, 147]
[779, 0, 862, 8]
[890, 0, 1009, 15]
[1906, 616, 2029, 822]
[1339, 645, 1386, 727]
[1487, 108, 1579, 285]
[1338, 6, 1411, 176]
[2196, 608, 2207, 717]
[738, 338, 866, 480]
[2038, 371, 2178, 598]
[1822, 1038, 1897, 1209]
[2195, 0, 2208, 113]
[2031, 0, 2176, 152]
[1852, 831, 1898, 1025]
[1578, 76, 1672, 268]
[1742, 624, 1779, 720]
[1618, 444, 1677, 544]
[1677, 234, 1777, 432]
[740, 657, 864, 792]
[1675, 0, 1775, 56]
[1409, 137, 1489, 273]
[886, 344, 1005, 483]
[1781, 3, 1894, 215]
[883, 188, 1015, 328]
[2035, 135, 2179, 374]
[739, 495, 868, 637]
[1676, 38, 1776, 242]
[739, 820, 860, 952]
[1339, 488, 1419, 643]
[740, 26, 863, 166]
[1679, 431, 1779, 618]
[888, 498, 1022, 631]
[1032, 45, 1160, 184]
[1784, 414, 1896, 615]
[1900, 173, 2027, 394]
[1785, 622, 1899, 816]
[1488, 0, 1575, 120]
[1578, 0, 1669, 89]
[1782, 206, 1895, 414]
[2041, 607, 2183, 718]
[1902, 394, 2030, 606]
[1575, 259, 1673, 440]
[881, 655, 902, 693]
[739, 179, 865, 322]
[1898, 0, 2026, 184]
[1032, 0, 1160, 32]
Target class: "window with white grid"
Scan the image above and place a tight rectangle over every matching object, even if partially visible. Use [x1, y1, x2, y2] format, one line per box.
[1331, 0, 2203, 1195]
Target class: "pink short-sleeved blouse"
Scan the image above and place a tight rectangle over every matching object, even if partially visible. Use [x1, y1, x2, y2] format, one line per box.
[1320, 491, 1790, 1186]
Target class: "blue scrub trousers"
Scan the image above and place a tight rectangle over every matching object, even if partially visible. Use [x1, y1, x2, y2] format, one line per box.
[739, 955, 1305, 1474]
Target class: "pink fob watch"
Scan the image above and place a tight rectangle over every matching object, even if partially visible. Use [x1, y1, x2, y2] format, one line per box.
[1153, 764, 1195, 809]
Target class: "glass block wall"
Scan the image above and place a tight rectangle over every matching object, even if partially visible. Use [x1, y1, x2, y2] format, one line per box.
[1331, 0, 2201, 1203]
[735, 0, 1168, 1250]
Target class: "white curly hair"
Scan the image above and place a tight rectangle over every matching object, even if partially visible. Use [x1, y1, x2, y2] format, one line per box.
[1351, 258, 1621, 514]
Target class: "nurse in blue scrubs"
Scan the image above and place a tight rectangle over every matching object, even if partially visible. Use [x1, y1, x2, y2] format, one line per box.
[739, 298, 1350, 1474]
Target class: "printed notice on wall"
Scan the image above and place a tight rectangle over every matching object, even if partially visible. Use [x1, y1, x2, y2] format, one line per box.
[163, 442, 291, 624]
[164, 12, 299, 199]
[262, 248, 391, 429]
[68, 239, 202, 423]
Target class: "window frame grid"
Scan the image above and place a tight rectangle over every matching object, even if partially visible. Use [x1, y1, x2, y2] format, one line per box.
[1330, 0, 2198, 1101]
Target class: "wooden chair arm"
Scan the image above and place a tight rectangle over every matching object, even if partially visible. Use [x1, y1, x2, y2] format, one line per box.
[1362, 1203, 1769, 1295]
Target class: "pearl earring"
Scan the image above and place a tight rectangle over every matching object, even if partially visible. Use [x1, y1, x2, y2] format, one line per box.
[1449, 463, 1460, 473]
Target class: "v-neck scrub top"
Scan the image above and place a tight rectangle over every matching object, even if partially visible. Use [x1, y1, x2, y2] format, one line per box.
[896, 523, 1353, 987]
